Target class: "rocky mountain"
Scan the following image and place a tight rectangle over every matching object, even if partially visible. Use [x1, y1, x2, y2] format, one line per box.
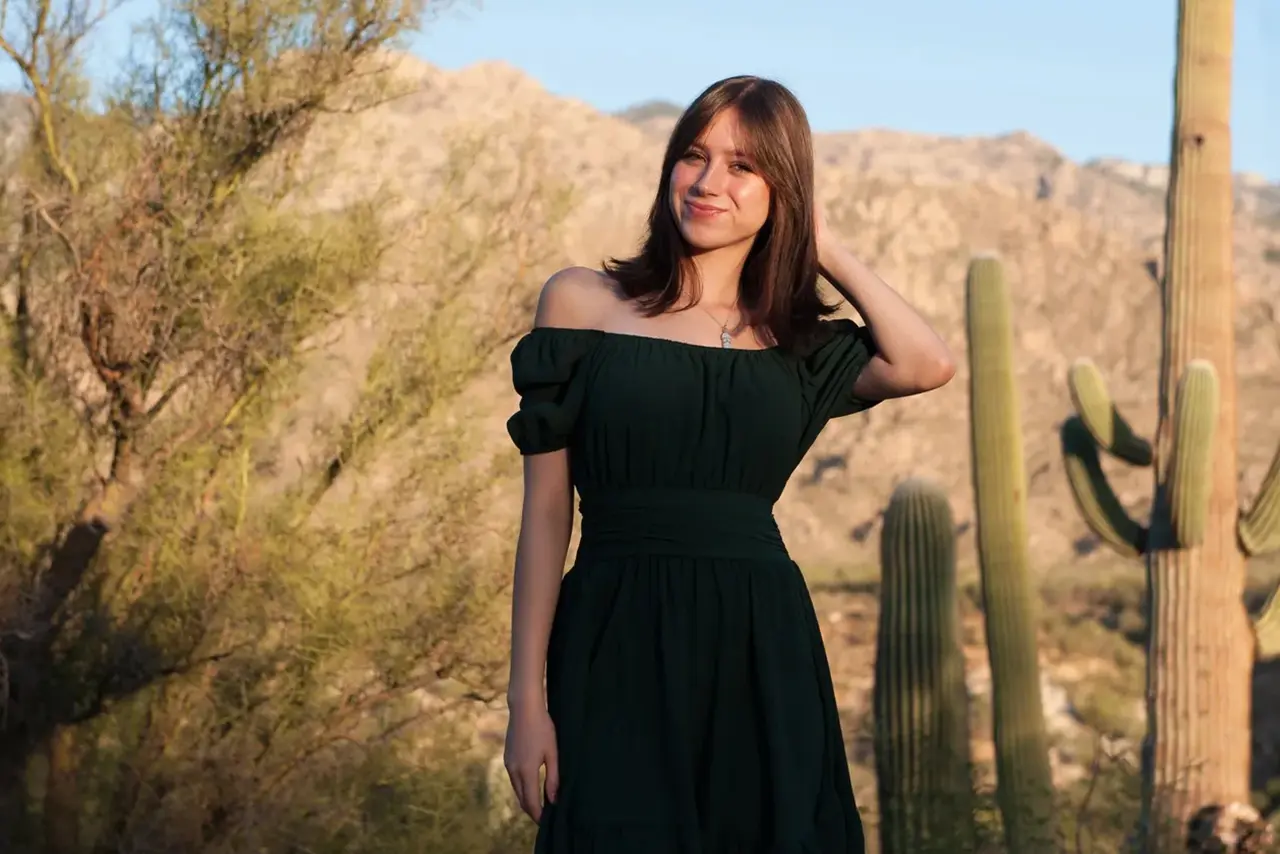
[277, 53, 1280, 574]
[11, 53, 1280, 575]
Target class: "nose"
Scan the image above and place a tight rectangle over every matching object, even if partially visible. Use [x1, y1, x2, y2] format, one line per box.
[691, 159, 727, 197]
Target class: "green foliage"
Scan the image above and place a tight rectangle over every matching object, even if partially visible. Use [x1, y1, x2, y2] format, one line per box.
[0, 1, 569, 850]
[39, 431, 519, 851]
[964, 254, 1059, 851]
[1055, 748, 1144, 854]
[873, 477, 976, 854]
[0, 354, 90, 572]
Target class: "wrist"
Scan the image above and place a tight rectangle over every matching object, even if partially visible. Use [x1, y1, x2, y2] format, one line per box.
[819, 241, 854, 274]
[506, 682, 545, 710]
[817, 242, 832, 276]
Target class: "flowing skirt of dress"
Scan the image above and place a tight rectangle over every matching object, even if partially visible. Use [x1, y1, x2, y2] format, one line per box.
[534, 550, 866, 853]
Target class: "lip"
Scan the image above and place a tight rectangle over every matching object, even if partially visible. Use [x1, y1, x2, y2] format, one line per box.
[685, 200, 726, 218]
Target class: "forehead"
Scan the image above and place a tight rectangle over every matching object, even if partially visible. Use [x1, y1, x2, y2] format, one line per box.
[694, 108, 752, 154]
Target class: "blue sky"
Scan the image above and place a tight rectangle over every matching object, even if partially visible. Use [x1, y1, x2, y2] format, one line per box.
[415, 0, 1276, 179]
[3, 0, 1275, 179]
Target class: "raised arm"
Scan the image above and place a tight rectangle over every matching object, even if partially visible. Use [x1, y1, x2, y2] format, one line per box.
[816, 211, 956, 401]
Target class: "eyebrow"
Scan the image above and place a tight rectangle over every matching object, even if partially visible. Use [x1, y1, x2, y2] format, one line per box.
[690, 142, 754, 159]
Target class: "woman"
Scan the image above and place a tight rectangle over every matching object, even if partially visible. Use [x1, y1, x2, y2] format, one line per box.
[503, 75, 954, 853]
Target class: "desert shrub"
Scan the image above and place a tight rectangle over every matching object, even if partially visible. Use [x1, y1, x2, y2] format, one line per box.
[0, 0, 571, 850]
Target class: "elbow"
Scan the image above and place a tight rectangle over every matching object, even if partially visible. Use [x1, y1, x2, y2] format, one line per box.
[857, 346, 956, 399]
[925, 351, 957, 390]
[902, 350, 955, 394]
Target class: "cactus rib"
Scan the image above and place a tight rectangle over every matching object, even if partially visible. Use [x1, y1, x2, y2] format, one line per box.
[1067, 358, 1154, 467]
[1168, 360, 1219, 548]
[1239, 443, 1280, 556]
[874, 477, 975, 854]
[1060, 416, 1147, 557]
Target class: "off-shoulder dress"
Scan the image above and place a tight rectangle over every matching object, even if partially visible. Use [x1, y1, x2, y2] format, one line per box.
[506, 319, 879, 853]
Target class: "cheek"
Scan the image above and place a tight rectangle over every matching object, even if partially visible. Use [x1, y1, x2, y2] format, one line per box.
[669, 162, 696, 196]
[735, 180, 771, 223]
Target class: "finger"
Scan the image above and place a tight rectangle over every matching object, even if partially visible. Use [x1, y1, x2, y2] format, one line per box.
[507, 772, 522, 808]
[544, 748, 560, 804]
[523, 769, 543, 822]
[508, 767, 535, 821]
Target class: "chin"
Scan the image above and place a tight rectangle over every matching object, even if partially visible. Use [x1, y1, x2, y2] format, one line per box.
[678, 223, 757, 254]
[680, 233, 722, 253]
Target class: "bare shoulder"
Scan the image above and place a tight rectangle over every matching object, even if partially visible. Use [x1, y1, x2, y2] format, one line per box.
[532, 266, 623, 330]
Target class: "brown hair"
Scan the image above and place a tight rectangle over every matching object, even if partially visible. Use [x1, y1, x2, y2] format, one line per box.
[602, 75, 836, 349]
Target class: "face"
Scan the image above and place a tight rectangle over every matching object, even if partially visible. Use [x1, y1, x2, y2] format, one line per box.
[668, 108, 772, 254]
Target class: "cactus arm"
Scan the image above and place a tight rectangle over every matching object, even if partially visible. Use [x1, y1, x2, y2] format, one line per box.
[1067, 358, 1154, 467]
[1252, 581, 1280, 660]
[1167, 360, 1219, 548]
[1060, 415, 1148, 557]
[1240, 444, 1280, 657]
[1239, 442, 1280, 556]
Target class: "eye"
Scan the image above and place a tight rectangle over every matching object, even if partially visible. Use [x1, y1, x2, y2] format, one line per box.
[680, 149, 706, 163]
[730, 161, 754, 173]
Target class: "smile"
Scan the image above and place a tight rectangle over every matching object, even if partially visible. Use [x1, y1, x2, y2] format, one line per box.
[684, 200, 726, 219]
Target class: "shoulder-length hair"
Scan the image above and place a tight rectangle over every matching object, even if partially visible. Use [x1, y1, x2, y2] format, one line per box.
[603, 75, 836, 349]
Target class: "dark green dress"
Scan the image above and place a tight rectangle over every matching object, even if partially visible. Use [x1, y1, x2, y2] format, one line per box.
[506, 318, 880, 854]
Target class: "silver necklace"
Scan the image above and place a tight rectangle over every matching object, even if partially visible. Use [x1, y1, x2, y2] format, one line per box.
[697, 303, 736, 348]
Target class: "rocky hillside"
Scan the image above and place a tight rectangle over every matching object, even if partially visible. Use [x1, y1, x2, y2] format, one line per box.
[13, 53, 1277, 573]
[270, 53, 1280, 573]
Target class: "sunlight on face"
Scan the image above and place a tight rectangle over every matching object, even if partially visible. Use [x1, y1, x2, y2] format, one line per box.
[668, 108, 771, 253]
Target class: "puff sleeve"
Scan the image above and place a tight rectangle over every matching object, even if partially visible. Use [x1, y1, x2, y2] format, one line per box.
[796, 318, 881, 451]
[505, 328, 603, 455]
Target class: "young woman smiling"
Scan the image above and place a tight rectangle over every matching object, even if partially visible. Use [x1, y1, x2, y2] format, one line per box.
[503, 75, 954, 854]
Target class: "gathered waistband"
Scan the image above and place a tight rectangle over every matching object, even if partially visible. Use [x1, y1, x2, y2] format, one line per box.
[575, 487, 789, 562]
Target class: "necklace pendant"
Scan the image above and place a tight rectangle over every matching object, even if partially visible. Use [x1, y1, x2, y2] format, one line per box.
[720, 330, 733, 349]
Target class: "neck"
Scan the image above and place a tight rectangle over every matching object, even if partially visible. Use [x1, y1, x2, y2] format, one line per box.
[685, 241, 751, 308]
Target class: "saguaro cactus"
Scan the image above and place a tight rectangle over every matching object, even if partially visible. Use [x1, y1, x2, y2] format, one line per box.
[873, 477, 974, 854]
[965, 255, 1058, 852]
[1058, 0, 1280, 847]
